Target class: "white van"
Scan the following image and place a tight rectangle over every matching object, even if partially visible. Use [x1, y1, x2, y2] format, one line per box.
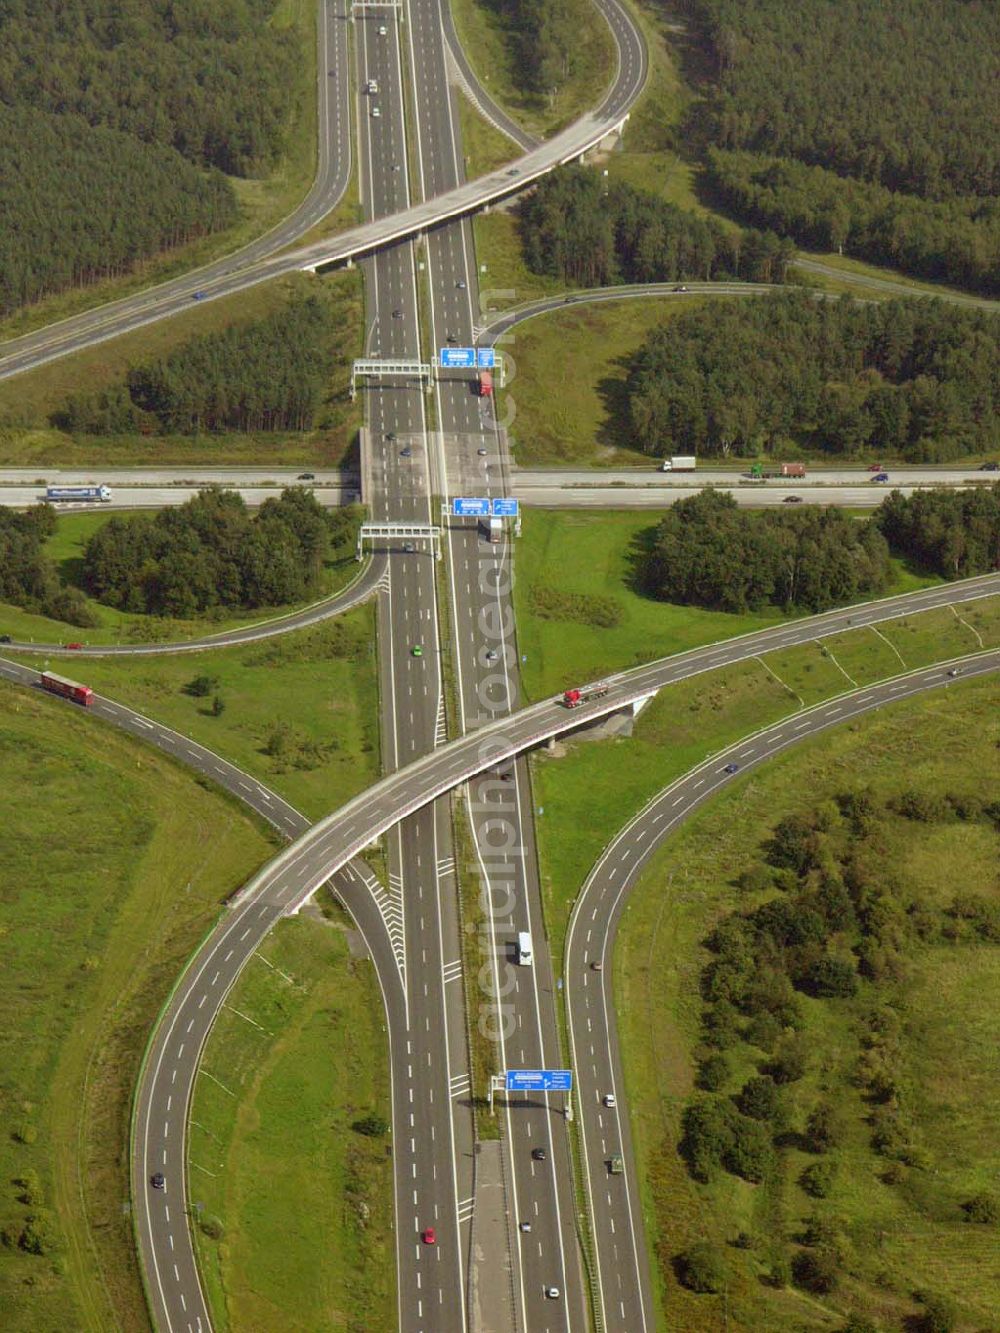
[516, 931, 533, 966]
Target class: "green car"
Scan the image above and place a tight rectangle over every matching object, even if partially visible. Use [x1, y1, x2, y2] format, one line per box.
[411, 645, 423, 657]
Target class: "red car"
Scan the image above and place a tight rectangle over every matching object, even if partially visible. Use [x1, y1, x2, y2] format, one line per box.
[65, 642, 84, 650]
[867, 462, 884, 471]
[421, 1227, 436, 1245]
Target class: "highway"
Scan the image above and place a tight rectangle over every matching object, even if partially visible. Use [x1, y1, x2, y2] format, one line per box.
[408, 0, 588, 1319]
[119, 571, 996, 1326]
[565, 650, 1000, 1331]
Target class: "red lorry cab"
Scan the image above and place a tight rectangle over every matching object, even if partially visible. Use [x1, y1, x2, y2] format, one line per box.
[478, 370, 493, 397]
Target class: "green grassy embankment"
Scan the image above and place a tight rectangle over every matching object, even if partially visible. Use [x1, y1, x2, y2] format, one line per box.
[615, 677, 1000, 1331]
[0, 506, 366, 646]
[529, 593, 1000, 963]
[0, 270, 363, 468]
[74, 609, 379, 821]
[190, 908, 394, 1333]
[0, 680, 276, 1332]
[457, 94, 518, 179]
[0, 0, 324, 347]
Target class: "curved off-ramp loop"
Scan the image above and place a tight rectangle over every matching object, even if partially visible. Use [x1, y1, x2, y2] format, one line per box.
[0, 652, 401, 1333]
[565, 648, 1000, 1332]
[0, 552, 385, 658]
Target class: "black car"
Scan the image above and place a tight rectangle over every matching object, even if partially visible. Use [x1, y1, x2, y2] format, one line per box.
[531, 1147, 547, 1161]
[723, 762, 739, 775]
[980, 462, 999, 471]
[297, 472, 315, 480]
[151, 1173, 165, 1190]
[401, 446, 412, 457]
[0, 634, 11, 644]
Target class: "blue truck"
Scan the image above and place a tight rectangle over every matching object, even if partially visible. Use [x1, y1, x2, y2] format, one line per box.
[45, 485, 112, 503]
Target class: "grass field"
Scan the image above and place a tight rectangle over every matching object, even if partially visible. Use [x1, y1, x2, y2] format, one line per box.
[191, 909, 394, 1332]
[501, 297, 689, 465]
[0, 0, 322, 347]
[0, 269, 364, 467]
[0, 506, 366, 646]
[510, 509, 949, 701]
[528, 593, 1000, 963]
[0, 680, 276, 1331]
[449, 0, 614, 140]
[613, 678, 1000, 1331]
[73, 608, 379, 821]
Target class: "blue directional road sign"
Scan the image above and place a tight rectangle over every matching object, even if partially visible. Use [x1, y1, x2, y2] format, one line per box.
[476, 347, 496, 369]
[491, 498, 519, 518]
[505, 1069, 573, 1092]
[440, 347, 476, 368]
[453, 497, 491, 517]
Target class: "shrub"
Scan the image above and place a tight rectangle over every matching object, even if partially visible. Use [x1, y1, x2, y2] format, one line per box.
[792, 1246, 838, 1293]
[19, 1211, 58, 1256]
[14, 1171, 43, 1207]
[800, 1159, 836, 1198]
[912, 1290, 957, 1333]
[185, 674, 218, 698]
[768, 1031, 809, 1084]
[736, 1075, 780, 1122]
[840, 1316, 879, 1333]
[697, 1052, 730, 1092]
[677, 1241, 726, 1294]
[804, 1101, 847, 1153]
[680, 1097, 738, 1182]
[722, 1115, 774, 1183]
[962, 1191, 999, 1224]
[736, 865, 773, 895]
[352, 1114, 389, 1137]
[211, 694, 226, 717]
[800, 955, 858, 999]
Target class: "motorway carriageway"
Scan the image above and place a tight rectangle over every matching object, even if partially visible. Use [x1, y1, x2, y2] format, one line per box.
[567, 649, 1000, 1330]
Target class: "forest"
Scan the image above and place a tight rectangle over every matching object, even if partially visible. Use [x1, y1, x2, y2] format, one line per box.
[0, 106, 236, 318]
[624, 293, 1000, 463]
[877, 487, 1000, 582]
[708, 149, 1000, 296]
[640, 486, 1000, 614]
[683, 0, 1000, 290]
[0, 0, 298, 314]
[0, 506, 96, 627]
[82, 489, 359, 618]
[638, 491, 891, 614]
[55, 295, 342, 436]
[519, 166, 794, 286]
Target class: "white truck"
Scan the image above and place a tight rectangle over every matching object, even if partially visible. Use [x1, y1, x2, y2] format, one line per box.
[45, 485, 112, 503]
[479, 516, 502, 544]
[660, 456, 697, 473]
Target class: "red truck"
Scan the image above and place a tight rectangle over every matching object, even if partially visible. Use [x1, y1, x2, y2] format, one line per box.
[40, 670, 94, 707]
[477, 370, 493, 397]
[781, 462, 806, 477]
[561, 681, 610, 708]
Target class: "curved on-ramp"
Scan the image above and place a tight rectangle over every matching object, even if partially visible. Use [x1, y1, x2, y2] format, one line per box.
[0, 553, 384, 659]
[565, 649, 1000, 1331]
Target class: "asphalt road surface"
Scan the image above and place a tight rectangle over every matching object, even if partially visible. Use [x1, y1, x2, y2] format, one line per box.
[566, 650, 1000, 1331]
[513, 484, 971, 510]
